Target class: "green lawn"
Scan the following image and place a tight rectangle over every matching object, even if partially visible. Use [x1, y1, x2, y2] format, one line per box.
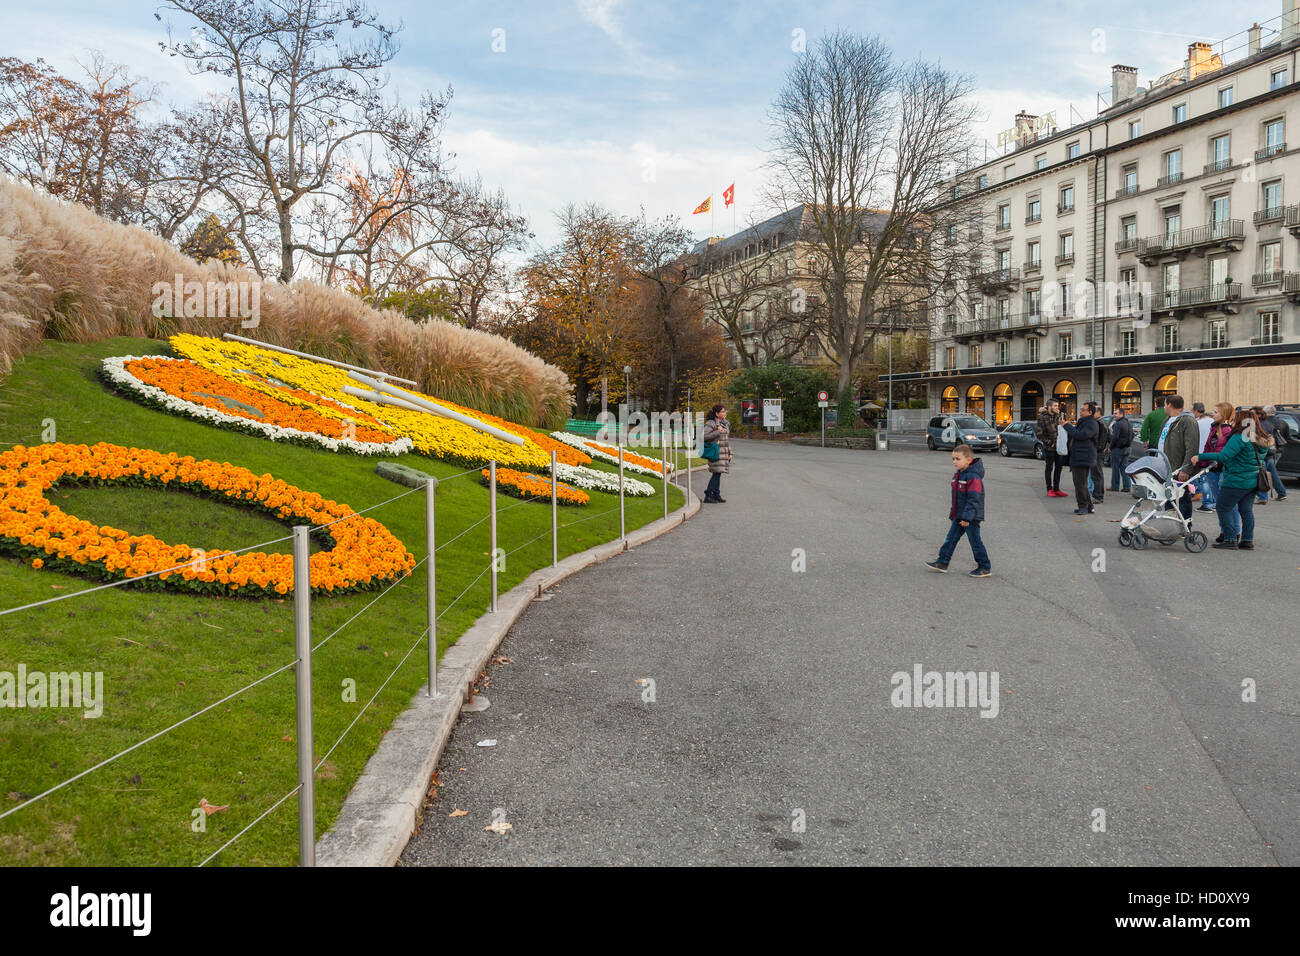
[0, 338, 683, 865]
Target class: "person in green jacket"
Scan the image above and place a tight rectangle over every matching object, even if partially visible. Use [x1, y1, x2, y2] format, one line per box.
[1139, 396, 1168, 449]
[1192, 408, 1264, 550]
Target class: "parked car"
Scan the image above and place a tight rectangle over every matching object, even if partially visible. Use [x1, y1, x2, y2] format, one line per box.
[996, 420, 1045, 459]
[926, 415, 1000, 453]
[1269, 404, 1300, 479]
[1097, 414, 1147, 467]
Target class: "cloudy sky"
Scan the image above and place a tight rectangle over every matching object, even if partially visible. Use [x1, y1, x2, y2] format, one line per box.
[7, 0, 1272, 249]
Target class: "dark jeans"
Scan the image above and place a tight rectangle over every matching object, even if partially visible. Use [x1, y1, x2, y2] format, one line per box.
[937, 518, 990, 570]
[1216, 485, 1256, 543]
[1109, 446, 1131, 491]
[705, 471, 721, 498]
[1090, 462, 1105, 500]
[1043, 449, 1063, 492]
[1071, 465, 1093, 510]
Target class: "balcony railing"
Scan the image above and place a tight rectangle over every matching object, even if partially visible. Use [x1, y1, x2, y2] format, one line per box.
[1025, 212, 1042, 224]
[996, 221, 1012, 233]
[1154, 342, 1191, 353]
[1253, 270, 1283, 287]
[1135, 219, 1245, 259]
[1255, 205, 1285, 225]
[1156, 171, 1183, 188]
[1024, 258, 1042, 273]
[1255, 142, 1286, 162]
[1201, 337, 1230, 349]
[1152, 282, 1243, 312]
[1204, 157, 1233, 174]
[1115, 183, 1139, 198]
[974, 266, 1020, 292]
[1115, 236, 1139, 255]
[1057, 202, 1075, 214]
[1251, 334, 1282, 345]
[1115, 344, 1138, 356]
[1283, 272, 1300, 295]
[1055, 253, 1075, 267]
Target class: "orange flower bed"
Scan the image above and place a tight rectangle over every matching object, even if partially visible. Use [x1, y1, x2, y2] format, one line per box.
[583, 440, 669, 475]
[0, 443, 415, 596]
[481, 467, 589, 506]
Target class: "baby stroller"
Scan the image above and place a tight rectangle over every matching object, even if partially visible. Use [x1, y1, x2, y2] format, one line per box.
[1117, 451, 1209, 552]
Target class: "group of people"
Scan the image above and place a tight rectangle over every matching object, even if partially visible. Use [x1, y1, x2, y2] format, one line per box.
[1035, 394, 1291, 549]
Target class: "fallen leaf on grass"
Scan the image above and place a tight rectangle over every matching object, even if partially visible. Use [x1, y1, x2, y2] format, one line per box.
[50, 585, 67, 590]
[198, 798, 228, 815]
[448, 808, 468, 818]
[484, 821, 512, 834]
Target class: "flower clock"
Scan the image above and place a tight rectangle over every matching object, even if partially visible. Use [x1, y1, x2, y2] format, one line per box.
[548, 433, 673, 478]
[0, 443, 415, 596]
[482, 467, 589, 506]
[555, 463, 655, 497]
[103, 355, 413, 456]
[170, 335, 551, 472]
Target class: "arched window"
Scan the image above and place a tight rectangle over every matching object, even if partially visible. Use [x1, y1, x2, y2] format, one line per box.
[993, 383, 1014, 426]
[1020, 380, 1044, 421]
[1053, 379, 1078, 421]
[941, 386, 959, 413]
[1112, 376, 1142, 417]
[966, 384, 986, 420]
[1154, 374, 1178, 398]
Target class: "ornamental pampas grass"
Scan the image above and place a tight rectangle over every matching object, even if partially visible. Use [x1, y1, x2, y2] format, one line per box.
[0, 180, 572, 427]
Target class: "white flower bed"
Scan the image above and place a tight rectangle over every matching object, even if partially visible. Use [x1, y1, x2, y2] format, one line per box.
[549, 432, 675, 478]
[555, 463, 656, 497]
[102, 355, 414, 456]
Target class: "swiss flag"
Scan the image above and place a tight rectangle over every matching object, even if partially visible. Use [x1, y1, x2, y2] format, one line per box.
[723, 183, 735, 207]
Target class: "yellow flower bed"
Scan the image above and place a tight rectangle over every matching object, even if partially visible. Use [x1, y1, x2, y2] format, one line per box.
[0, 442, 415, 596]
[170, 335, 550, 472]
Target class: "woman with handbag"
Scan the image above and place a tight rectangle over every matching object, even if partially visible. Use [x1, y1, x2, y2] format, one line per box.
[701, 403, 732, 504]
[1191, 408, 1265, 550]
[1200, 402, 1234, 513]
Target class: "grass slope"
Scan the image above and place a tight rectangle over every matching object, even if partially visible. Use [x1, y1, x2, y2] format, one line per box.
[0, 338, 682, 865]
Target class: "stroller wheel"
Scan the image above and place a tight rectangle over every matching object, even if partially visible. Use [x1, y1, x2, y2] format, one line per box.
[1157, 538, 1173, 546]
[1131, 530, 1148, 550]
[1118, 529, 1133, 547]
[1185, 531, 1208, 553]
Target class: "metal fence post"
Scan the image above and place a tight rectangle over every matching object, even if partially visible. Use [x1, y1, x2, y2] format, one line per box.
[489, 460, 498, 613]
[662, 430, 669, 521]
[618, 446, 626, 542]
[292, 525, 315, 867]
[550, 450, 558, 567]
[425, 478, 438, 698]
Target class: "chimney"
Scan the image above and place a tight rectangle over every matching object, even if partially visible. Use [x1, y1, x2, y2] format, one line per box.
[1286, 0, 1300, 44]
[1186, 41, 1220, 80]
[1249, 22, 1262, 54]
[1111, 65, 1138, 106]
[1013, 109, 1038, 145]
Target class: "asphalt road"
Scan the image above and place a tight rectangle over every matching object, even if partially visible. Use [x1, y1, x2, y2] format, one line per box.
[401, 438, 1296, 866]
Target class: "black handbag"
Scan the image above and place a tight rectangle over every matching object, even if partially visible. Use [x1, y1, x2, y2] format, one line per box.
[1254, 444, 1272, 494]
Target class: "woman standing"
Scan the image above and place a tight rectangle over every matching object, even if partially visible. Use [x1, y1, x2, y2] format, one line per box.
[1191, 408, 1264, 550]
[1200, 402, 1234, 515]
[702, 403, 732, 504]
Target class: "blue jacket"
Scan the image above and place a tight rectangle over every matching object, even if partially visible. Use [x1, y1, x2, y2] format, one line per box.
[1062, 416, 1099, 467]
[948, 457, 986, 522]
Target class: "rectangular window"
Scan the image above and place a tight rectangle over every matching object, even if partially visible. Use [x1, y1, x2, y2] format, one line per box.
[1027, 337, 1039, 363]
[947, 224, 958, 244]
[1260, 241, 1282, 281]
[1027, 197, 1041, 222]
[1264, 180, 1283, 215]
[1162, 324, 1179, 350]
[998, 248, 1012, 270]
[1059, 281, 1073, 315]
[1058, 233, 1074, 261]
[1260, 311, 1280, 344]
[1266, 118, 1285, 148]
[1004, 164, 1015, 180]
[1058, 332, 1072, 359]
[1027, 240, 1041, 267]
[1059, 184, 1074, 211]
[1122, 164, 1138, 194]
[1173, 103, 1187, 123]
[1163, 149, 1181, 183]
[1162, 262, 1180, 306]
[1129, 119, 1142, 139]
[970, 345, 981, 366]
[998, 203, 1011, 229]
[1210, 194, 1230, 227]
[945, 346, 956, 369]
[1163, 206, 1181, 239]
[1025, 287, 1041, 316]
[1119, 267, 1138, 311]
[998, 341, 1009, 365]
[978, 173, 989, 190]
[1067, 141, 1080, 159]
[1121, 329, 1135, 355]
[1218, 86, 1234, 108]
[1035, 153, 1047, 170]
[1210, 133, 1231, 171]
[1122, 216, 1137, 246]
[1208, 319, 1227, 349]
[1271, 67, 1288, 90]
[1209, 256, 1228, 288]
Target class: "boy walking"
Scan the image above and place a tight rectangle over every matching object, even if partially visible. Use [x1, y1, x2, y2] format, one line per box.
[926, 444, 991, 578]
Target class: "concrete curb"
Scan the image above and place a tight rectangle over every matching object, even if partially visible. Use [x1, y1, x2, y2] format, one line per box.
[315, 485, 701, 866]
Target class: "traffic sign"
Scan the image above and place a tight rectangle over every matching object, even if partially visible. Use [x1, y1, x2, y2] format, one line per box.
[762, 398, 783, 429]
[817, 390, 829, 402]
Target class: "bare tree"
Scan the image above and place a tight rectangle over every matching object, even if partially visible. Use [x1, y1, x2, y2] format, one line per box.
[767, 32, 979, 392]
[159, 0, 448, 282]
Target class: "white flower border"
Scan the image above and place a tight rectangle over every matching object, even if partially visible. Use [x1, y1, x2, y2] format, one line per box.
[555, 463, 655, 497]
[103, 355, 414, 457]
[549, 432, 674, 478]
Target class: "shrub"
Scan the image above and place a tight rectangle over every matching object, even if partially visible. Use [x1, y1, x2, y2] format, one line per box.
[725, 362, 836, 433]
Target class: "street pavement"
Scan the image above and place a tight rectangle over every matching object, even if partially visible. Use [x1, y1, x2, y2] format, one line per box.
[401, 438, 1296, 866]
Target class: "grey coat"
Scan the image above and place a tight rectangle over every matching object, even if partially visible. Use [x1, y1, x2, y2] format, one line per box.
[703, 418, 732, 474]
